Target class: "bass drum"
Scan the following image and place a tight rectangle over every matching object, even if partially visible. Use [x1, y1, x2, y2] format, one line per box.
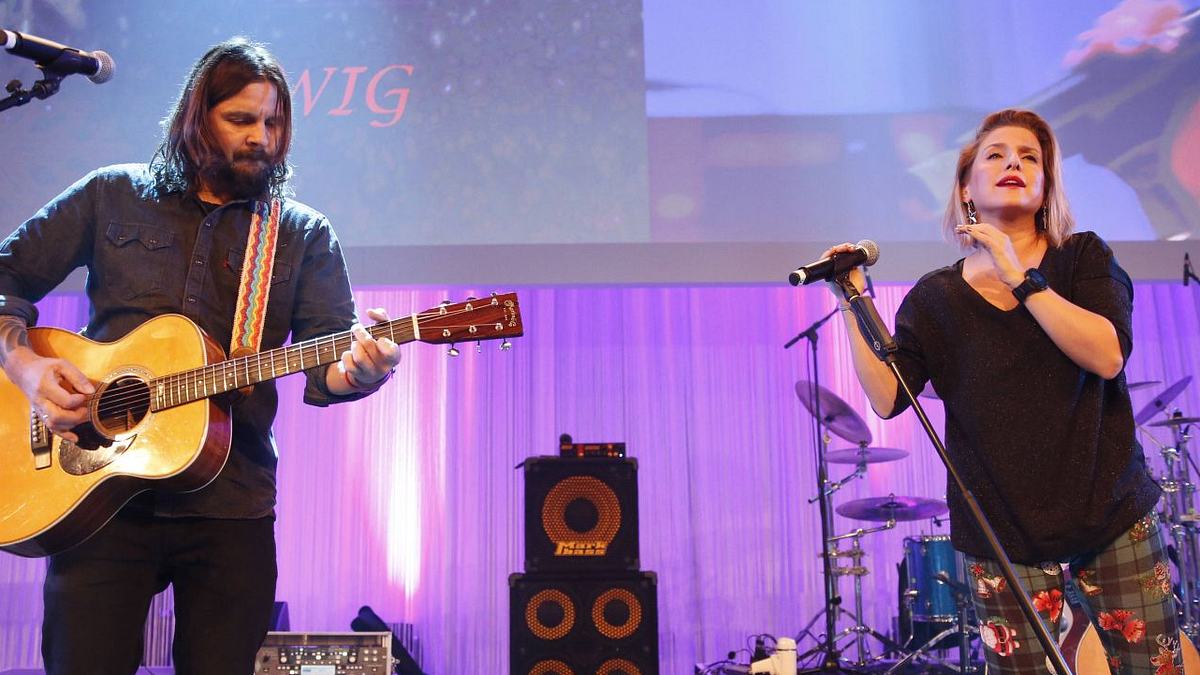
[898, 535, 973, 649]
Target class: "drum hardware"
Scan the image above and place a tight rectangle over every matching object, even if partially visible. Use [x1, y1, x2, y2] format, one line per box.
[1128, 379, 1164, 392]
[809, 458, 866, 504]
[794, 376, 909, 671]
[1149, 403, 1200, 641]
[797, 528, 907, 669]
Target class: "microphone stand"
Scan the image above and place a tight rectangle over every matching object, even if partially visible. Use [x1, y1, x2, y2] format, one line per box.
[831, 273, 1072, 675]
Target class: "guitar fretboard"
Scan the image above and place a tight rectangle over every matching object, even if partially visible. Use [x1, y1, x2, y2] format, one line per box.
[149, 319, 416, 410]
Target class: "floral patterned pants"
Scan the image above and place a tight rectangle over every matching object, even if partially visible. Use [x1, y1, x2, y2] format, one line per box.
[964, 512, 1184, 674]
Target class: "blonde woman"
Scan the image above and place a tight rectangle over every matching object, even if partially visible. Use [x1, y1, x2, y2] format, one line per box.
[824, 109, 1181, 674]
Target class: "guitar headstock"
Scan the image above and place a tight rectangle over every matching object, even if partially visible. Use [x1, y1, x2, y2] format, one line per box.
[415, 292, 524, 345]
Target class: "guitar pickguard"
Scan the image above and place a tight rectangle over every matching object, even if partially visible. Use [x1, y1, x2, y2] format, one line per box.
[58, 434, 136, 476]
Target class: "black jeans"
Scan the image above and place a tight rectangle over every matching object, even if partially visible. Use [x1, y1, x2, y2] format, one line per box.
[42, 511, 277, 675]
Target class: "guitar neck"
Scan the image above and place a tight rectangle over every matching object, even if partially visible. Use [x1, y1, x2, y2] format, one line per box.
[149, 319, 416, 411]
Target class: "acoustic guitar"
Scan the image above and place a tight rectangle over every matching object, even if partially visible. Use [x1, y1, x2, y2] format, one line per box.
[1074, 625, 1198, 674]
[0, 294, 523, 557]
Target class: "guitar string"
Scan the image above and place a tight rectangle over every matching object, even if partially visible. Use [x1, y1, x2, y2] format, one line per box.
[88, 321, 419, 416]
[88, 298, 517, 414]
[85, 303, 516, 416]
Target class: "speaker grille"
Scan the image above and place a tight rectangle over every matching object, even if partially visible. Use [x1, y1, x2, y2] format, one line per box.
[526, 589, 575, 640]
[597, 658, 642, 675]
[592, 588, 642, 639]
[528, 659, 575, 675]
[542, 476, 622, 546]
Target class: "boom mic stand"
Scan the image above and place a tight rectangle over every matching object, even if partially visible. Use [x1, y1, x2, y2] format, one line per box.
[830, 273, 1072, 675]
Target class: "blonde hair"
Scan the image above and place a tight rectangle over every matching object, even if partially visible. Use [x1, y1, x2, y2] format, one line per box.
[942, 109, 1074, 249]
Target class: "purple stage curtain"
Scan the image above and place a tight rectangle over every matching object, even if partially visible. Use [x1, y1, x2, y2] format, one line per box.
[2, 283, 1198, 672]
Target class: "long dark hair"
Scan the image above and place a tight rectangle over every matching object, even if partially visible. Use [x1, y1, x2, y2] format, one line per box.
[150, 37, 293, 197]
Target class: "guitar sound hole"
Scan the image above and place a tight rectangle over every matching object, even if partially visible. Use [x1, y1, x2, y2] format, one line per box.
[95, 375, 151, 435]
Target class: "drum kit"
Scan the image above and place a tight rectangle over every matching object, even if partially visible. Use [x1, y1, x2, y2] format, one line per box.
[792, 373, 1200, 672]
[1133, 375, 1200, 643]
[794, 379, 973, 673]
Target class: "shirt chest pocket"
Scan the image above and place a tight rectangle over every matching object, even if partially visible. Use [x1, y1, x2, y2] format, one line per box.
[225, 248, 293, 287]
[102, 222, 176, 300]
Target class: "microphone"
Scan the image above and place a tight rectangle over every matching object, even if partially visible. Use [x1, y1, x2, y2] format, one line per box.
[788, 240, 879, 286]
[1185, 253, 1199, 287]
[1, 29, 114, 83]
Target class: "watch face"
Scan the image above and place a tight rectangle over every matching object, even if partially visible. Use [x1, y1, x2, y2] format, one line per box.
[1027, 268, 1048, 290]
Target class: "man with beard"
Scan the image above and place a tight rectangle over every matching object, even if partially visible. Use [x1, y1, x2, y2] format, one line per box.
[0, 38, 399, 674]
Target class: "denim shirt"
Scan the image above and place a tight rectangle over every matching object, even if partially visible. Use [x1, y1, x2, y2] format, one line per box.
[0, 164, 371, 519]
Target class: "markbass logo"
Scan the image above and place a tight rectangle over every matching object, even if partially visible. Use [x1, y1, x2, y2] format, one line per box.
[554, 541, 609, 556]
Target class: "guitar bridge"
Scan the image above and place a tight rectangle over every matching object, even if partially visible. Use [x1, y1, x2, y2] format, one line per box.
[30, 411, 52, 470]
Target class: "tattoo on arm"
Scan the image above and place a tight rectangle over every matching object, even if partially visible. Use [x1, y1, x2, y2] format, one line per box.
[0, 315, 31, 368]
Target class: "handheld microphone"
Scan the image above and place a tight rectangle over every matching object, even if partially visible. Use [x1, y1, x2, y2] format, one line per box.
[1, 29, 114, 83]
[788, 240, 879, 286]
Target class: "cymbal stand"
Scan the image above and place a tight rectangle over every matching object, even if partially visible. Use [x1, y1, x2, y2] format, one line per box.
[787, 305, 861, 673]
[808, 456, 866, 504]
[1158, 413, 1199, 640]
[821, 523, 909, 668]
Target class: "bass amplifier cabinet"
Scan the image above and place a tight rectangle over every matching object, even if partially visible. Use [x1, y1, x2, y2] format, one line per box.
[524, 456, 640, 573]
[254, 632, 391, 674]
[510, 571, 659, 675]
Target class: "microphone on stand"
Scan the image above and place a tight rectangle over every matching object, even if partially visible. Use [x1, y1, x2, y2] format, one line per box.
[788, 240, 879, 286]
[1, 29, 114, 83]
[1185, 253, 1199, 286]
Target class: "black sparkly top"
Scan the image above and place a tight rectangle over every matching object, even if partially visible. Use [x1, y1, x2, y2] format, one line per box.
[888, 231, 1161, 564]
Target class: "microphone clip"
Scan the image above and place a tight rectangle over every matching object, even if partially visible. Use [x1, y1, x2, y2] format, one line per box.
[0, 71, 65, 113]
[832, 272, 862, 304]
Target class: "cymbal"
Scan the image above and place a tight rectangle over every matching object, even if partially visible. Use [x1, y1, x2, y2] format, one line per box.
[825, 446, 909, 464]
[1147, 416, 1200, 428]
[836, 495, 948, 522]
[1127, 380, 1162, 392]
[1135, 376, 1193, 425]
[794, 380, 872, 445]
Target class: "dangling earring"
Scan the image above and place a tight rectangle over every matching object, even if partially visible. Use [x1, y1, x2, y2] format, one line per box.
[963, 200, 978, 225]
[1037, 204, 1048, 231]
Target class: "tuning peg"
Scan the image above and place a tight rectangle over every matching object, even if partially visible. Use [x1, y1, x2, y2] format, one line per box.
[448, 344, 460, 357]
[500, 339, 512, 351]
